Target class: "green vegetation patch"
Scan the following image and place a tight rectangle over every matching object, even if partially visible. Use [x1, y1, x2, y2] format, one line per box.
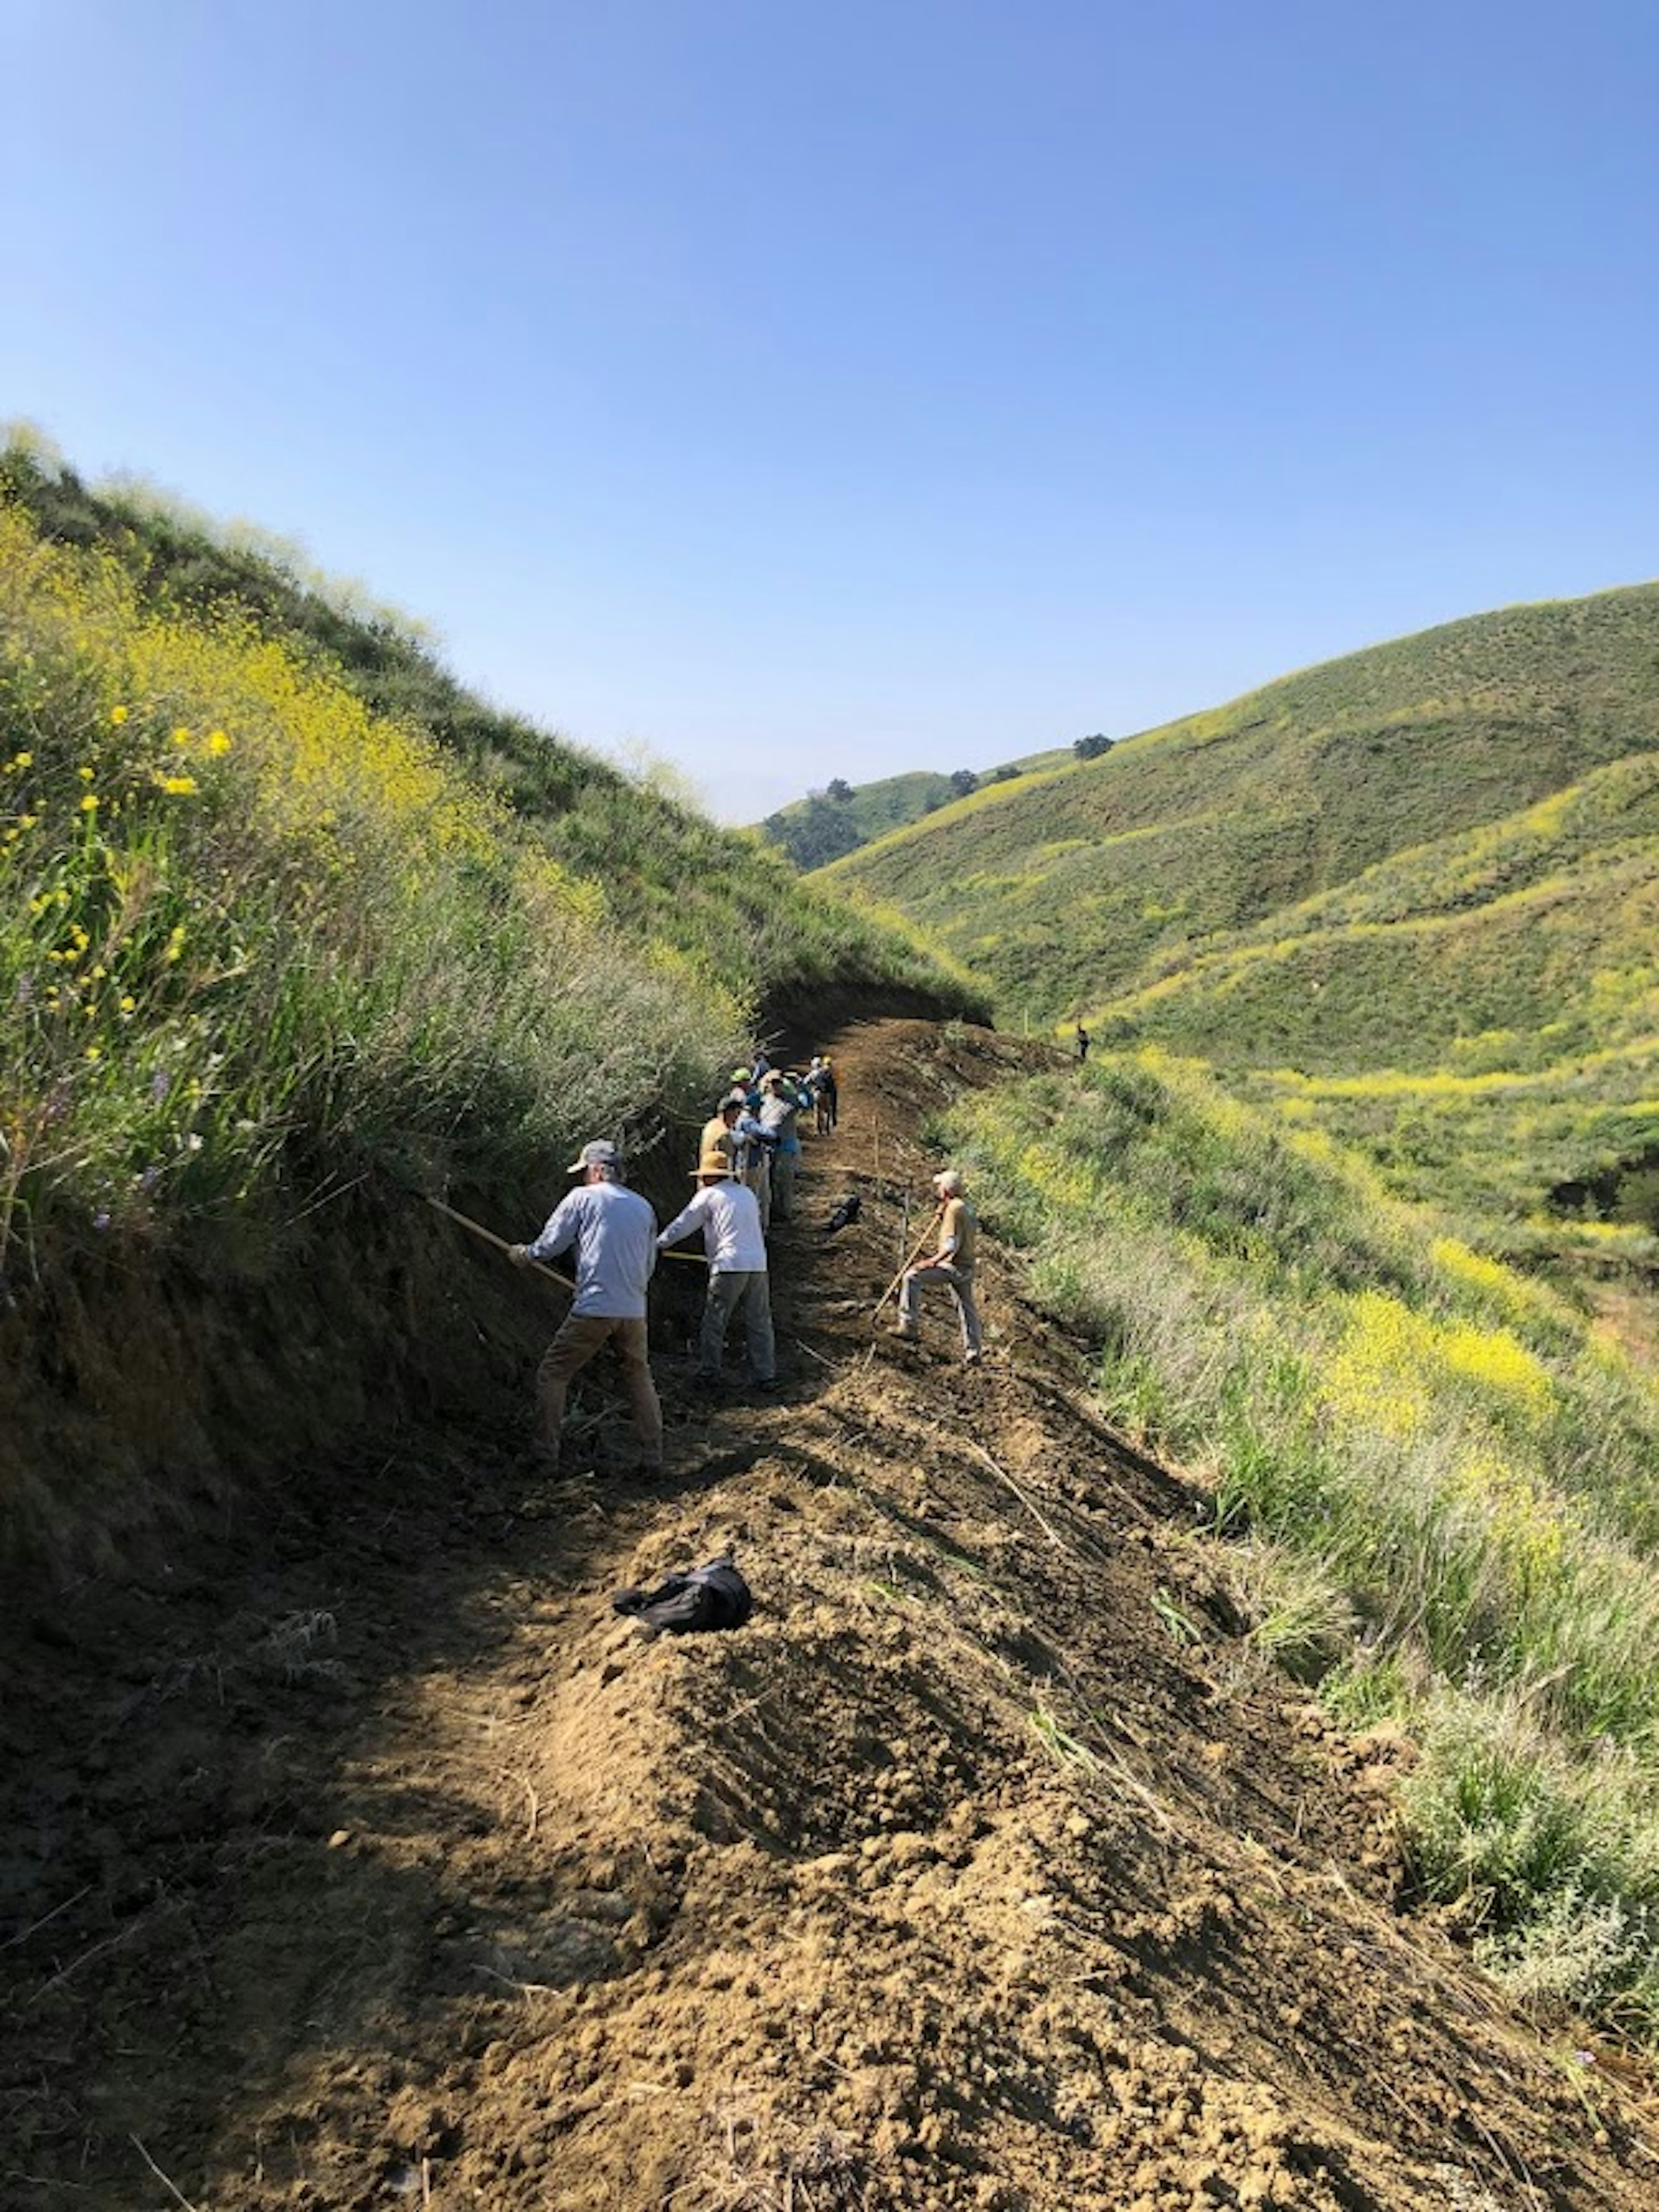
[0, 443, 983, 1271]
[947, 1053, 1659, 2040]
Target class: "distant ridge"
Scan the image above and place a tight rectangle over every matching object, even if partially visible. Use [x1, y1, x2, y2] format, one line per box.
[753, 745, 1071, 870]
[823, 582, 1659, 1239]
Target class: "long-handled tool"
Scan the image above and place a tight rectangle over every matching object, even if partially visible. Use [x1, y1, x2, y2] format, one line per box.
[423, 1191, 707, 1284]
[422, 1193, 576, 1290]
[873, 1205, 943, 1321]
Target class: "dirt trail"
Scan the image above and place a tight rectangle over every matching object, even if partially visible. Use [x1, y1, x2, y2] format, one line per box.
[3, 1018, 1657, 2211]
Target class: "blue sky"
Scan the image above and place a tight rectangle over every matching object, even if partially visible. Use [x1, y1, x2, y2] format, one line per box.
[5, 1, 1656, 821]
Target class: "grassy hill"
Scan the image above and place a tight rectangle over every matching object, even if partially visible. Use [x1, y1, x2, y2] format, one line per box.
[823, 585, 1659, 1246]
[0, 438, 983, 1557]
[823, 585, 1659, 1018]
[754, 746, 1072, 869]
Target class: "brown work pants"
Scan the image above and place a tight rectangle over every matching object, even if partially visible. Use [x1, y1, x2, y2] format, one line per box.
[536, 1313, 663, 1468]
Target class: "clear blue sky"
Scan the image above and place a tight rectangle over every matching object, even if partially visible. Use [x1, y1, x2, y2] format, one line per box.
[6, 1, 1656, 822]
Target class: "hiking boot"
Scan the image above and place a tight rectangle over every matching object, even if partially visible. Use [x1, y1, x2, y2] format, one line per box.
[888, 1324, 919, 1342]
[963, 1350, 983, 1367]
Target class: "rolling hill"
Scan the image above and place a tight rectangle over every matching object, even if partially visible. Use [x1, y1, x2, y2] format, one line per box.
[822, 584, 1659, 1240]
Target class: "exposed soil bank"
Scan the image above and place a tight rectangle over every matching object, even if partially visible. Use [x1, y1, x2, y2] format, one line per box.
[3, 1021, 1655, 2211]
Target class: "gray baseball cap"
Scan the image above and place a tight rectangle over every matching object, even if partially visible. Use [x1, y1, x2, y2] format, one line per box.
[566, 1138, 621, 1173]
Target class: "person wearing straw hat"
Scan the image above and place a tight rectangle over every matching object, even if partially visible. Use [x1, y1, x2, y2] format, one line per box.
[656, 1148, 777, 1393]
[509, 1139, 663, 1470]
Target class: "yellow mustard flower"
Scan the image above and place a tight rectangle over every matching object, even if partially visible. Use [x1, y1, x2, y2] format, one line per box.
[77, 765, 95, 781]
[157, 774, 199, 796]
[80, 793, 99, 812]
[109, 705, 128, 725]
[205, 730, 231, 755]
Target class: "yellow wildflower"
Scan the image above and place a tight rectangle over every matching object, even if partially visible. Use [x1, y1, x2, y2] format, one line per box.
[156, 774, 199, 796]
[84, 1045, 101, 1061]
[78, 765, 95, 781]
[119, 995, 136, 1013]
[205, 730, 231, 755]
[80, 793, 99, 812]
[109, 705, 128, 725]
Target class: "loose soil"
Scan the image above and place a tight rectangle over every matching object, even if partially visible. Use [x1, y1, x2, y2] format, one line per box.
[3, 1020, 1656, 2211]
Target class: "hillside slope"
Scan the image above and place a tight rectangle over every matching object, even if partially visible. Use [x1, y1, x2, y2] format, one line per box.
[3, 1020, 1654, 2212]
[0, 443, 983, 1567]
[821, 584, 1659, 1027]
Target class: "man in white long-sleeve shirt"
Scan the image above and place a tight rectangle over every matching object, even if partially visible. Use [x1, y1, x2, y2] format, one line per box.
[509, 1139, 663, 1469]
[657, 1150, 776, 1392]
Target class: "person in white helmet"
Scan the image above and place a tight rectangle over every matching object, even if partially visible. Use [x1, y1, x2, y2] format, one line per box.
[892, 1167, 982, 1363]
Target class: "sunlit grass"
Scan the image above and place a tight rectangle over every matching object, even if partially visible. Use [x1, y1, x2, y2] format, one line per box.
[948, 1054, 1659, 2039]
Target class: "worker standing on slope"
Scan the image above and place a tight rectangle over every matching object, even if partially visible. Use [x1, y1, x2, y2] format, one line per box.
[656, 1150, 777, 1394]
[509, 1140, 663, 1471]
[892, 1168, 983, 1364]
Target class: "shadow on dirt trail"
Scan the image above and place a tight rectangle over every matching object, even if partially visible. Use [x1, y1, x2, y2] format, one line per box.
[4, 1019, 1658, 2212]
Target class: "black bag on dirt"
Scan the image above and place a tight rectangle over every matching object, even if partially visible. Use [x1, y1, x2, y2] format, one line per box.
[611, 1555, 753, 1634]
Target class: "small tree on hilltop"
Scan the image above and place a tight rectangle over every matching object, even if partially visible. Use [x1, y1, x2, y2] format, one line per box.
[949, 768, 979, 798]
[1074, 733, 1113, 761]
[826, 777, 854, 803]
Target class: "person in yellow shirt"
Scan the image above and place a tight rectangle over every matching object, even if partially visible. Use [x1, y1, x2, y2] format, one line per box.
[892, 1168, 982, 1363]
[699, 1093, 742, 1173]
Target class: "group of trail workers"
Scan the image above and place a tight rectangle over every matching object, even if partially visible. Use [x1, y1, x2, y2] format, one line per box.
[506, 1043, 981, 1472]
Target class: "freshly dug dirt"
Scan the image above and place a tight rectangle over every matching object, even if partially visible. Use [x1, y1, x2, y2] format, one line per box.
[3, 1019, 1656, 2211]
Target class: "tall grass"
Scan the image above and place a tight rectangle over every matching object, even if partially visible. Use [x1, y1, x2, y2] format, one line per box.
[0, 502, 745, 1264]
[2, 439, 991, 1028]
[949, 1054, 1659, 2040]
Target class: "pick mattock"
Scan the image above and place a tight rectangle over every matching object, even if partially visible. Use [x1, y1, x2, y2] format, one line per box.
[873, 1203, 944, 1322]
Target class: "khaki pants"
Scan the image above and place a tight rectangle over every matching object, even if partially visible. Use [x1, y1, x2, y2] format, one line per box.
[700, 1270, 775, 1381]
[771, 1149, 799, 1221]
[536, 1313, 662, 1468]
[743, 1152, 772, 1232]
[899, 1263, 982, 1357]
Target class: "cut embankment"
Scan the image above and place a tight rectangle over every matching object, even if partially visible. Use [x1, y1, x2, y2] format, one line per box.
[2, 1020, 1654, 2212]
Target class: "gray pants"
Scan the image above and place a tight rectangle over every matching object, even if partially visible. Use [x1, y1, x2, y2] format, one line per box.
[899, 1263, 982, 1357]
[700, 1270, 775, 1381]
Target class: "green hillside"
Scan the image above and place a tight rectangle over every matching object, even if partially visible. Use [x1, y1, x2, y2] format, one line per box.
[755, 747, 1072, 869]
[0, 440, 985, 1284]
[823, 585, 1659, 1022]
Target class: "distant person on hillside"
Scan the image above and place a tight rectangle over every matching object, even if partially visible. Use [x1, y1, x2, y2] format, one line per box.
[656, 1150, 776, 1393]
[1075, 1025, 1090, 1065]
[509, 1140, 663, 1471]
[891, 1168, 983, 1364]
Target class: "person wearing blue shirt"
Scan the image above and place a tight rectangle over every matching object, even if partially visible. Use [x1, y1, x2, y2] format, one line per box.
[510, 1140, 662, 1471]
